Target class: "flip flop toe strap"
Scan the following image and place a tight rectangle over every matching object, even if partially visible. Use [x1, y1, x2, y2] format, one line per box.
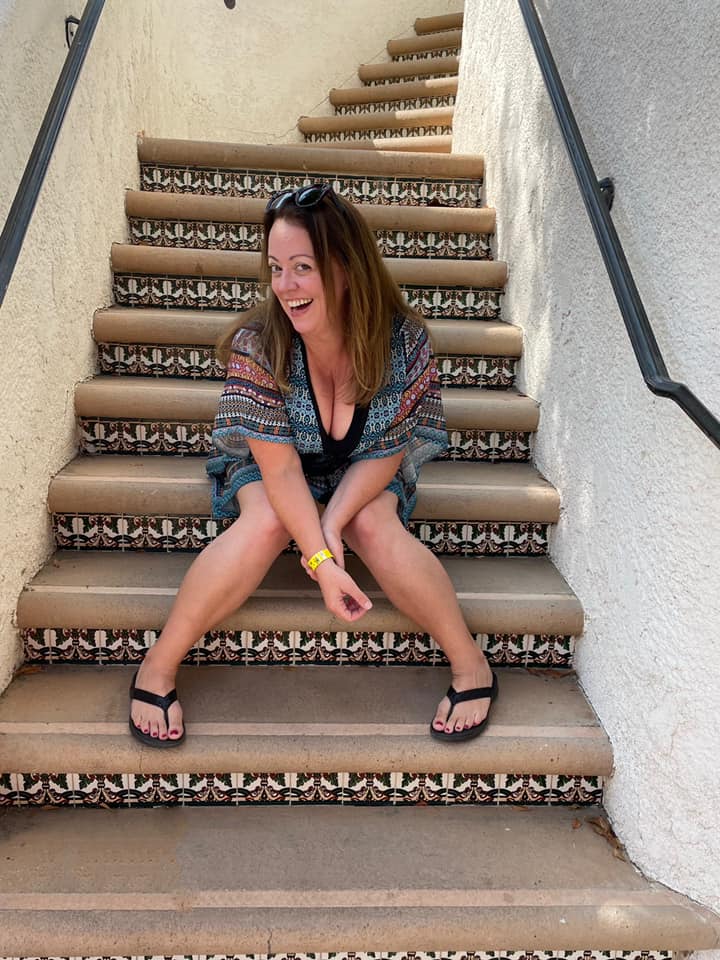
[445, 673, 498, 723]
[130, 683, 178, 726]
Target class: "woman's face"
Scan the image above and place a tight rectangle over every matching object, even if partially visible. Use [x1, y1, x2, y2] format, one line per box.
[268, 218, 346, 339]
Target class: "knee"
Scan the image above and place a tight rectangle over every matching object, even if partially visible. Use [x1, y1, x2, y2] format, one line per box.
[237, 496, 289, 547]
[344, 500, 396, 555]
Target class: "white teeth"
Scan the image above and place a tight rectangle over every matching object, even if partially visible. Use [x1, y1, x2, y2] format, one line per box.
[287, 299, 312, 308]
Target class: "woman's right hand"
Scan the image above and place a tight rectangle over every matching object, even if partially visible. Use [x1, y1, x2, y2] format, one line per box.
[316, 561, 372, 622]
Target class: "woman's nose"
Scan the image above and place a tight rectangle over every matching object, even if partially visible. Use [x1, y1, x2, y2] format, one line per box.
[275, 268, 297, 292]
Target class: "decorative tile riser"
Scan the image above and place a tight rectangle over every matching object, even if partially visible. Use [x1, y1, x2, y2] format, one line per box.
[336, 95, 456, 113]
[303, 125, 453, 143]
[139, 164, 482, 207]
[78, 420, 532, 461]
[22, 628, 574, 667]
[98, 344, 515, 387]
[393, 49, 461, 62]
[128, 218, 492, 260]
[366, 71, 459, 86]
[0, 772, 601, 807]
[113, 274, 502, 320]
[52, 515, 548, 557]
[0, 953, 673, 960]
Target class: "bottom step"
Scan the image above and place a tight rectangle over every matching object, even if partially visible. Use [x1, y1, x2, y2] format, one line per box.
[0, 805, 717, 956]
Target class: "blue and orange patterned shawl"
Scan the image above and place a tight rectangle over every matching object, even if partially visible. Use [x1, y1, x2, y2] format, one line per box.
[207, 313, 448, 524]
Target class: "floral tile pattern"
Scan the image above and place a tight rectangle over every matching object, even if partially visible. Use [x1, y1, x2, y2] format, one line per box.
[52, 513, 549, 558]
[112, 273, 502, 319]
[22, 628, 575, 667]
[393, 49, 461, 62]
[77, 418, 530, 461]
[0, 772, 603, 808]
[0, 952, 672, 960]
[304, 124, 453, 143]
[367, 70, 459, 86]
[139, 164, 483, 207]
[335, 95, 456, 114]
[97, 344, 511, 385]
[128, 219, 491, 260]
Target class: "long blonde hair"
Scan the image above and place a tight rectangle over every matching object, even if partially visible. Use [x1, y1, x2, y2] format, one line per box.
[217, 187, 422, 405]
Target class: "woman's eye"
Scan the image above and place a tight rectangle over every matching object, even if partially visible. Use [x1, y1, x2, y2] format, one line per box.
[295, 262, 311, 273]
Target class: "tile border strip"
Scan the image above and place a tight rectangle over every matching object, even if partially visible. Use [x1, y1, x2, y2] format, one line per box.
[22, 628, 574, 667]
[139, 164, 483, 207]
[0, 772, 602, 808]
[0, 952, 673, 960]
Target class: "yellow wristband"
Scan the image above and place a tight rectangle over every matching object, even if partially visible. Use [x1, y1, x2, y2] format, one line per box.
[307, 548, 334, 571]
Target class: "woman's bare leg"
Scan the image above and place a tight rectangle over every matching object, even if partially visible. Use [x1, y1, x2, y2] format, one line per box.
[343, 491, 494, 734]
[130, 483, 290, 741]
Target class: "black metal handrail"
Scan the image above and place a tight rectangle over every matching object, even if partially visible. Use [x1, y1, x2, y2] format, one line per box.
[0, 0, 105, 308]
[518, 0, 720, 451]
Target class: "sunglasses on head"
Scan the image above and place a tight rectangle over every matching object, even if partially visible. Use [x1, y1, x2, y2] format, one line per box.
[265, 183, 337, 213]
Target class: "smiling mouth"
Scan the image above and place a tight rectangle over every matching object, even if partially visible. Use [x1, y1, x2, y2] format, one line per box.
[286, 298, 313, 317]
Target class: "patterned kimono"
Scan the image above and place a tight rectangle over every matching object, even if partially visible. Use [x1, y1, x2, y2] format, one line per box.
[206, 313, 448, 526]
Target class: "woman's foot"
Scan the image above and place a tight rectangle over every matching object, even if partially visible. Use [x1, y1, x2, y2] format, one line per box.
[129, 657, 184, 743]
[432, 653, 495, 735]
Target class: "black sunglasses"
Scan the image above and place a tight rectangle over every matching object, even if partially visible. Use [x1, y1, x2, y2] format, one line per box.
[265, 183, 336, 213]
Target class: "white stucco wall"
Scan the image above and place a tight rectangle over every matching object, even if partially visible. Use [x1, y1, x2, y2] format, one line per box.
[453, 0, 720, 931]
[0, 0, 461, 688]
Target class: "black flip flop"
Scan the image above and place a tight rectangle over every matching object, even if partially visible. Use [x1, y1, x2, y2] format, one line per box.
[430, 672, 499, 742]
[129, 671, 186, 748]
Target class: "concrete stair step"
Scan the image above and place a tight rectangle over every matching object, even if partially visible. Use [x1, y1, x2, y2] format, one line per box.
[49, 458, 557, 557]
[110, 244, 506, 318]
[303, 133, 453, 152]
[0, 665, 611, 780]
[49, 457, 558, 522]
[1, 805, 717, 956]
[74, 377, 538, 430]
[94, 308, 516, 352]
[110, 244, 506, 287]
[329, 75, 458, 112]
[387, 29, 462, 60]
[414, 12, 464, 34]
[300, 105, 454, 143]
[124, 190, 494, 260]
[17, 552, 584, 637]
[358, 54, 459, 86]
[138, 137, 482, 205]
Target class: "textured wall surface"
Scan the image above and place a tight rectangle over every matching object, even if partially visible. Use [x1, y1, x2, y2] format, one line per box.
[0, 0, 461, 688]
[453, 0, 720, 928]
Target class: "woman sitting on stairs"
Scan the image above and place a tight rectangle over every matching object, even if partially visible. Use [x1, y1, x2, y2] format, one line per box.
[129, 184, 498, 747]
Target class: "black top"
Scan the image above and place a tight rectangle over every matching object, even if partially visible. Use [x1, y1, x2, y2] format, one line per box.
[298, 338, 369, 478]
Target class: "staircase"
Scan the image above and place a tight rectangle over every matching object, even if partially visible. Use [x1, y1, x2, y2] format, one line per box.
[1, 9, 718, 958]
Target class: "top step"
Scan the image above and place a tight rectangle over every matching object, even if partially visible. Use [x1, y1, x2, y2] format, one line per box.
[387, 29, 462, 59]
[414, 12, 464, 34]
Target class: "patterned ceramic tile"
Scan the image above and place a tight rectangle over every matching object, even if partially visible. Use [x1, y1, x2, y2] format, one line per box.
[336, 96, 456, 114]
[304, 124, 453, 143]
[236, 772, 296, 803]
[52, 514, 548, 559]
[497, 773, 553, 805]
[129, 221, 490, 260]
[343, 772, 395, 804]
[78, 419, 530, 461]
[366, 70, 459, 86]
[446, 773, 498, 804]
[21, 628, 575, 668]
[525, 634, 575, 667]
[0, 772, 17, 805]
[126, 773, 188, 805]
[551, 775, 603, 805]
[139, 164, 483, 207]
[392, 771, 447, 804]
[294, 772, 345, 803]
[99, 346, 510, 384]
[112, 274, 502, 320]
[393, 48, 460, 62]
[14, 773, 79, 806]
[0, 953, 672, 960]
[74, 773, 128, 806]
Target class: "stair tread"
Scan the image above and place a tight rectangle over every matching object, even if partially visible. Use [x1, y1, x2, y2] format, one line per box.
[414, 12, 464, 35]
[0, 805, 717, 956]
[138, 135, 479, 177]
[358, 54, 460, 84]
[329, 75, 458, 106]
[18, 551, 583, 635]
[298, 105, 454, 134]
[94, 308, 518, 353]
[49, 456, 559, 521]
[124, 190, 495, 233]
[387, 29, 462, 57]
[110, 243, 506, 286]
[309, 134, 453, 153]
[0, 664, 610, 774]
